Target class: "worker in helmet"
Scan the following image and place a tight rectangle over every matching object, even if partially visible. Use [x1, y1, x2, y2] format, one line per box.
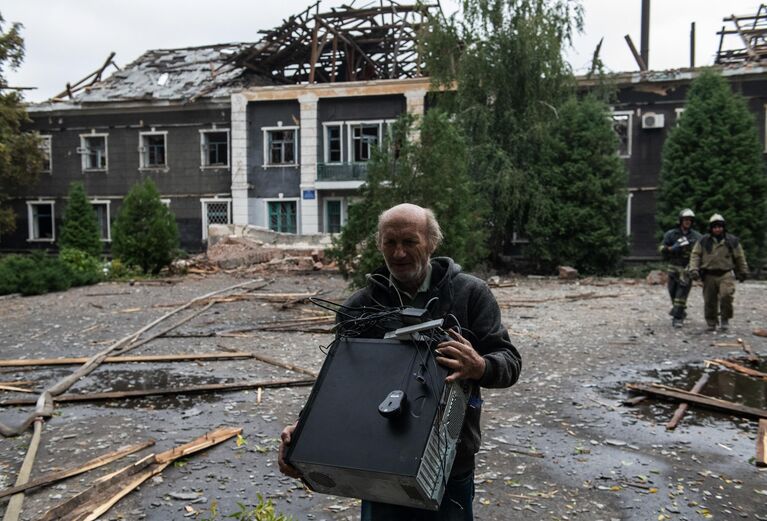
[659, 209, 702, 328]
[688, 214, 749, 332]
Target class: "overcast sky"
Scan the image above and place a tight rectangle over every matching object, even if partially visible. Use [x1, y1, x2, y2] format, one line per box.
[0, 0, 759, 103]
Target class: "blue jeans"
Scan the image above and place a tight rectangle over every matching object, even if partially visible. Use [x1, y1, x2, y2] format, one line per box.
[360, 471, 475, 521]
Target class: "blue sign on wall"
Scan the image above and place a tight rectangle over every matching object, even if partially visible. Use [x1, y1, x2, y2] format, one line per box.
[303, 190, 316, 200]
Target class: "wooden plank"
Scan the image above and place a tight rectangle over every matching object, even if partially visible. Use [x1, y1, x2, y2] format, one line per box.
[738, 338, 760, 364]
[2, 419, 43, 521]
[0, 439, 155, 499]
[0, 352, 254, 368]
[757, 419, 767, 468]
[249, 353, 319, 378]
[0, 378, 315, 407]
[0, 385, 34, 393]
[626, 382, 767, 420]
[706, 359, 767, 380]
[666, 373, 710, 430]
[41, 427, 241, 521]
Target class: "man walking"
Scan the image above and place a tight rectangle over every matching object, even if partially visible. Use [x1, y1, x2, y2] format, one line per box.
[689, 214, 749, 332]
[659, 209, 702, 328]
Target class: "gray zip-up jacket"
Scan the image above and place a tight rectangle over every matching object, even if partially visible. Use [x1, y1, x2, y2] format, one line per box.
[341, 257, 522, 476]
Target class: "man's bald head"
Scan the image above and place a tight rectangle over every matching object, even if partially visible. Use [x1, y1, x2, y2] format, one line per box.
[376, 203, 443, 253]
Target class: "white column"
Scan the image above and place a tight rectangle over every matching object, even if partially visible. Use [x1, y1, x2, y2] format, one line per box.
[230, 93, 249, 225]
[405, 89, 427, 141]
[299, 93, 319, 234]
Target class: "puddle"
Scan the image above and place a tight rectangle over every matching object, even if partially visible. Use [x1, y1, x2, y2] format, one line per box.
[626, 359, 767, 428]
[72, 368, 231, 409]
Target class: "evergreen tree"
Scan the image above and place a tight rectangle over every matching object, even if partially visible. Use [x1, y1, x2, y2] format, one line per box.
[527, 96, 628, 273]
[112, 178, 179, 274]
[0, 14, 45, 236]
[658, 70, 767, 264]
[59, 182, 102, 257]
[329, 110, 486, 287]
[425, 0, 582, 261]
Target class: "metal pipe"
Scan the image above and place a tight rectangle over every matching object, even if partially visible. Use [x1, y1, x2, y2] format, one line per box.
[690, 21, 696, 68]
[640, 0, 651, 70]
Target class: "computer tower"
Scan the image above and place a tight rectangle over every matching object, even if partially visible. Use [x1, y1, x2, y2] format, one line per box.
[286, 337, 469, 510]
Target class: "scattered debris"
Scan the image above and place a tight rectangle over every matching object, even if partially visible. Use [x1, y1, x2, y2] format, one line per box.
[758, 420, 767, 468]
[705, 359, 767, 381]
[0, 352, 255, 368]
[645, 270, 667, 286]
[666, 373, 710, 430]
[558, 266, 578, 280]
[626, 382, 767, 420]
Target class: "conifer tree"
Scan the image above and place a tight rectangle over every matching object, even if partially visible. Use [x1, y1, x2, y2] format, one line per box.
[0, 14, 45, 235]
[329, 110, 486, 287]
[658, 70, 767, 264]
[59, 182, 102, 257]
[527, 96, 628, 273]
[112, 178, 179, 274]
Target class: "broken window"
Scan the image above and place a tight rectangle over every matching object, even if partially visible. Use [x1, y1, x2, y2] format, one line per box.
[90, 201, 111, 241]
[264, 128, 297, 166]
[139, 131, 167, 168]
[350, 123, 381, 162]
[201, 130, 229, 168]
[611, 112, 632, 158]
[39, 135, 51, 173]
[27, 201, 55, 241]
[268, 201, 297, 234]
[79, 134, 108, 171]
[324, 124, 343, 163]
[201, 199, 231, 240]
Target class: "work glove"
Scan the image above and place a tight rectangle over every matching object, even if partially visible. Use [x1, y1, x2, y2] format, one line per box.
[737, 273, 746, 283]
[689, 270, 700, 281]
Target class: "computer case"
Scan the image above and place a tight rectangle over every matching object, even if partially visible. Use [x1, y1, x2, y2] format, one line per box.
[286, 337, 469, 510]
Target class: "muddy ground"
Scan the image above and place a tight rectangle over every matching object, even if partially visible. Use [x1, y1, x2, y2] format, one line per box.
[0, 270, 766, 521]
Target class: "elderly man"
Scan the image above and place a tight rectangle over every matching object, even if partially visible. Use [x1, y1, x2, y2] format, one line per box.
[278, 203, 521, 521]
[689, 213, 749, 332]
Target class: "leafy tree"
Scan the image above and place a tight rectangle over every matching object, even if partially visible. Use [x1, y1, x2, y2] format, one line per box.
[425, 0, 582, 260]
[0, 14, 45, 236]
[329, 110, 486, 287]
[526, 95, 628, 273]
[112, 178, 179, 274]
[658, 70, 767, 264]
[59, 182, 102, 257]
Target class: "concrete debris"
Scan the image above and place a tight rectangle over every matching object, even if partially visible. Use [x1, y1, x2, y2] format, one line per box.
[558, 266, 578, 280]
[645, 270, 668, 285]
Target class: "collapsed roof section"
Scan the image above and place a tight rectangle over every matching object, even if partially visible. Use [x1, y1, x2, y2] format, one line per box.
[716, 4, 767, 65]
[226, 1, 438, 85]
[45, 1, 439, 107]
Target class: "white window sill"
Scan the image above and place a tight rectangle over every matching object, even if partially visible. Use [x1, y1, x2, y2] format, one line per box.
[261, 163, 299, 169]
[200, 165, 230, 171]
[83, 169, 108, 173]
[27, 238, 55, 243]
[139, 167, 170, 173]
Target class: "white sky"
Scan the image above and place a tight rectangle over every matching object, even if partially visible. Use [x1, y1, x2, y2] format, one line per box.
[0, 0, 759, 103]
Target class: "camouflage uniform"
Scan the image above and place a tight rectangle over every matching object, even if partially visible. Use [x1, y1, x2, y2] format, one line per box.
[689, 234, 749, 329]
[659, 226, 702, 321]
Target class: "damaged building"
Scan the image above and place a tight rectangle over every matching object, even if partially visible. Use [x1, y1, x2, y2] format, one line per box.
[4, 2, 767, 260]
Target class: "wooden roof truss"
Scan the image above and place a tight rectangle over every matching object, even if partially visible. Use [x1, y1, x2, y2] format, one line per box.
[716, 4, 767, 65]
[229, 1, 438, 84]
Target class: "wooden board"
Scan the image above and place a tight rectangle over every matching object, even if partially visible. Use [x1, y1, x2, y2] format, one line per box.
[758, 419, 767, 468]
[0, 378, 315, 407]
[0, 352, 254, 368]
[666, 373, 710, 430]
[706, 358, 767, 380]
[626, 382, 767, 420]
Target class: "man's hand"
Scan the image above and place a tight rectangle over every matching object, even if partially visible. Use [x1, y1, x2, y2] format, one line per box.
[737, 272, 747, 283]
[278, 422, 302, 479]
[689, 269, 700, 281]
[435, 328, 486, 383]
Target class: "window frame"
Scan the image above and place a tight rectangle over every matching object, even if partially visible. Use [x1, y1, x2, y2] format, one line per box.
[138, 130, 169, 169]
[323, 122, 344, 164]
[79, 132, 109, 172]
[26, 200, 56, 242]
[89, 199, 112, 242]
[200, 198, 232, 241]
[262, 126, 299, 167]
[39, 134, 52, 174]
[264, 198, 300, 234]
[199, 128, 230, 169]
[323, 197, 344, 234]
[611, 111, 633, 159]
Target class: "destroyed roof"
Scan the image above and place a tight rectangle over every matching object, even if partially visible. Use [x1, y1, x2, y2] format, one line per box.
[48, 43, 272, 106]
[716, 4, 767, 65]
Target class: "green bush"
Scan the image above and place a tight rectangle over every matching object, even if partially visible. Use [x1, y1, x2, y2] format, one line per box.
[59, 182, 103, 257]
[59, 247, 104, 286]
[0, 253, 72, 296]
[112, 178, 179, 274]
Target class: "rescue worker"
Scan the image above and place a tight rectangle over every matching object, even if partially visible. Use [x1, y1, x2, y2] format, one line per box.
[688, 214, 749, 332]
[659, 208, 702, 328]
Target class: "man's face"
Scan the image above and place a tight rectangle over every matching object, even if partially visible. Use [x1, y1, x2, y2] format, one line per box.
[711, 224, 724, 237]
[681, 217, 693, 231]
[378, 216, 432, 289]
